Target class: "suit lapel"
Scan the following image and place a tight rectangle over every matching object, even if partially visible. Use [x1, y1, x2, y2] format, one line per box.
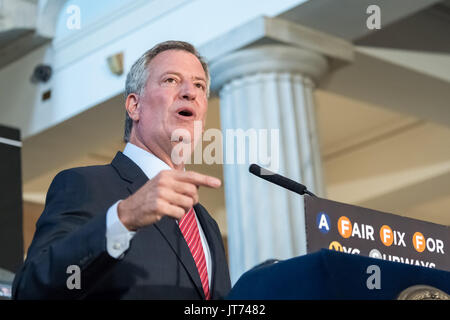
[111, 151, 205, 299]
[154, 217, 205, 299]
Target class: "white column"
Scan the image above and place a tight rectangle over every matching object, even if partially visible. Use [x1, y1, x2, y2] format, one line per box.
[210, 45, 329, 283]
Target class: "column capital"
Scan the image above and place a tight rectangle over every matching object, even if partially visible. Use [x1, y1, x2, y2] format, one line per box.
[210, 44, 328, 92]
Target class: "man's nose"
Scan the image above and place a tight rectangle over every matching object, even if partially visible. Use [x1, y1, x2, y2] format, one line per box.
[180, 82, 196, 100]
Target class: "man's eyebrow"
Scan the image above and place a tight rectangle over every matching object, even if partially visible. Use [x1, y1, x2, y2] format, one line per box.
[193, 76, 207, 82]
[162, 71, 206, 82]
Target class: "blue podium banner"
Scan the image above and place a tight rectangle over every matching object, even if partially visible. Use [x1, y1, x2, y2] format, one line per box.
[304, 196, 449, 272]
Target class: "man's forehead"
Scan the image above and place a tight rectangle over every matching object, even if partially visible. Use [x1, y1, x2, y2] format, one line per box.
[147, 49, 205, 76]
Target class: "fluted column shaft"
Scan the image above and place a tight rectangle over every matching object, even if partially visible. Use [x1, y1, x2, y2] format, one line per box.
[210, 45, 328, 283]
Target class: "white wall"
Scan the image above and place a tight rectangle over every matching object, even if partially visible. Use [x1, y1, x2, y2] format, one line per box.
[0, 0, 304, 138]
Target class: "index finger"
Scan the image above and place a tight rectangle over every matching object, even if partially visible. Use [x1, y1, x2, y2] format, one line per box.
[175, 171, 222, 188]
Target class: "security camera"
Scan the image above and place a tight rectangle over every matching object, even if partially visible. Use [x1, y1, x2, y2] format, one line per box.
[30, 64, 52, 83]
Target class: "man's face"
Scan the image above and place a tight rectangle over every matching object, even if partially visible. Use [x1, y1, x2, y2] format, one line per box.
[133, 49, 208, 164]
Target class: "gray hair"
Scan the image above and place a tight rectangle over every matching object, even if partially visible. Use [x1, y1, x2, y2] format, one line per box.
[123, 40, 210, 142]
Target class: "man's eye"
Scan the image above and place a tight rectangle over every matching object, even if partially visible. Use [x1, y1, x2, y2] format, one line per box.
[164, 78, 177, 84]
[195, 83, 205, 90]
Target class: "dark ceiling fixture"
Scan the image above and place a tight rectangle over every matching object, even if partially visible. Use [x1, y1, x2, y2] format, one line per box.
[30, 64, 52, 84]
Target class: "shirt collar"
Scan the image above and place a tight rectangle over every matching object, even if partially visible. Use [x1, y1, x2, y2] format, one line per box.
[123, 142, 172, 180]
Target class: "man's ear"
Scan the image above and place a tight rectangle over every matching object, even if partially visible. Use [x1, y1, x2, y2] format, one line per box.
[125, 93, 140, 121]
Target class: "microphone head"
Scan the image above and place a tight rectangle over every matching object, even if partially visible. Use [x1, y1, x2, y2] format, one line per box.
[249, 164, 276, 177]
[249, 163, 261, 176]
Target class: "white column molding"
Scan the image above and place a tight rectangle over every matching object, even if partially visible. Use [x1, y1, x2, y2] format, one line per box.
[0, 0, 37, 31]
[36, 0, 69, 38]
[0, 0, 65, 69]
[210, 45, 328, 92]
[210, 44, 328, 283]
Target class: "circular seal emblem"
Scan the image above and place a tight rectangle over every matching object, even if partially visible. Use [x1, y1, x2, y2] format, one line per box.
[397, 285, 450, 300]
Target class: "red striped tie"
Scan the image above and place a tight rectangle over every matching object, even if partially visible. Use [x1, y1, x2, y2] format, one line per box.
[179, 207, 210, 300]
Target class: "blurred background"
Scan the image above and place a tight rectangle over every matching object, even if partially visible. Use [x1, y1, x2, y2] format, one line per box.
[0, 0, 449, 287]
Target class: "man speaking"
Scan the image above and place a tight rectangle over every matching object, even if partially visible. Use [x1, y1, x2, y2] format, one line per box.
[12, 41, 231, 299]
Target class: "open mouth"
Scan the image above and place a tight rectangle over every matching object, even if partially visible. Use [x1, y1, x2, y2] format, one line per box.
[178, 110, 193, 117]
[176, 107, 195, 119]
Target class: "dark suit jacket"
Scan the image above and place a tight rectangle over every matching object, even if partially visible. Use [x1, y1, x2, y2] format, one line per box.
[12, 152, 231, 299]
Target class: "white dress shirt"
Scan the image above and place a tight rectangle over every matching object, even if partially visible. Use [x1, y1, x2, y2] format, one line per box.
[105, 142, 212, 287]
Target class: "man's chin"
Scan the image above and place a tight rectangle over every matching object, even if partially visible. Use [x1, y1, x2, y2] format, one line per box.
[169, 140, 195, 165]
[170, 128, 193, 143]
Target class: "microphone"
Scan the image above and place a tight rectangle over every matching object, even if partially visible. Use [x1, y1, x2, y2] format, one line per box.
[249, 164, 316, 197]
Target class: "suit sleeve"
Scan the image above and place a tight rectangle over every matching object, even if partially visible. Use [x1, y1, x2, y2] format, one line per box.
[12, 169, 118, 299]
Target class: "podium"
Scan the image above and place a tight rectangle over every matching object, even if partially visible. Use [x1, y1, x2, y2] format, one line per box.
[227, 196, 449, 299]
[227, 249, 450, 299]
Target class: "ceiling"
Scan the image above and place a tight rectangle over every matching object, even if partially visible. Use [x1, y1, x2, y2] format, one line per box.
[355, 0, 450, 53]
[277, 0, 445, 42]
